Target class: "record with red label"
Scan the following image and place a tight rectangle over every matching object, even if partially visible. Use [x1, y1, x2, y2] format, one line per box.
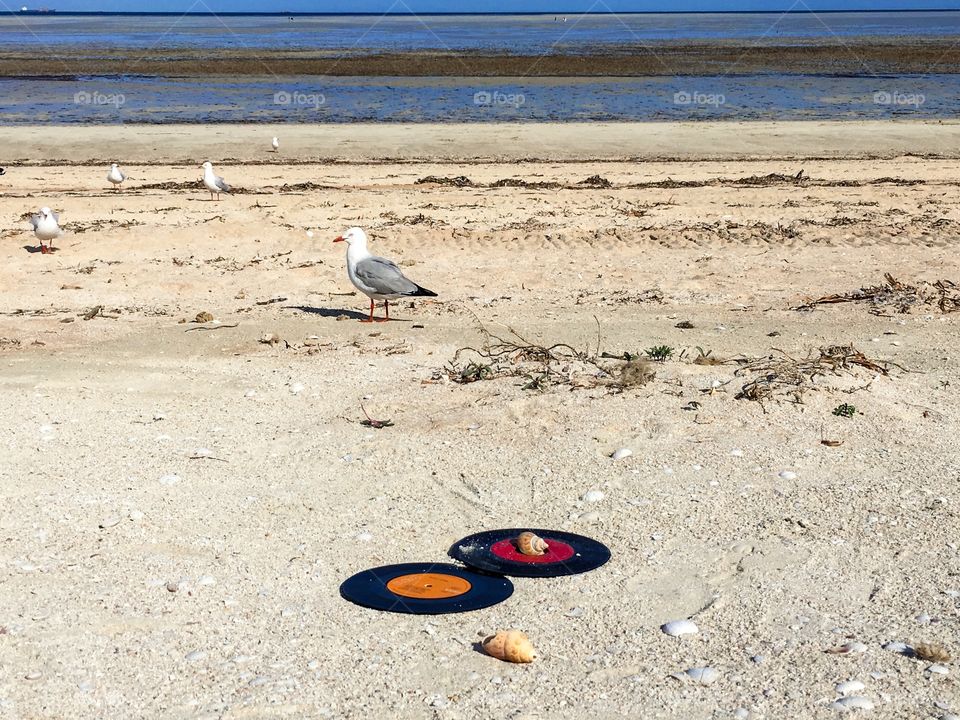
[340, 562, 514, 614]
[449, 528, 611, 578]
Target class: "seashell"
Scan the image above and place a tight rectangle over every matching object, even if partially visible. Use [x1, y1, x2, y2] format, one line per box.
[582, 489, 605, 503]
[830, 696, 874, 712]
[927, 664, 950, 675]
[662, 619, 698, 637]
[883, 641, 912, 655]
[481, 630, 536, 663]
[826, 641, 868, 655]
[779, 470, 797, 480]
[835, 680, 865, 696]
[914, 642, 951, 663]
[611, 448, 632, 460]
[684, 666, 719, 685]
[516, 531, 549, 556]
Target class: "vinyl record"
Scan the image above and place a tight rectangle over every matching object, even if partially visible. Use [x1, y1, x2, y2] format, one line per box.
[340, 562, 514, 614]
[450, 528, 611, 578]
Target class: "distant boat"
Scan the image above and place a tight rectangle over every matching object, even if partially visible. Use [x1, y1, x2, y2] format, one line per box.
[18, 7, 57, 13]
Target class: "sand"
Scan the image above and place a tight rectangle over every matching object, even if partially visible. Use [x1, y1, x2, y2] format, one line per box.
[1, 122, 958, 719]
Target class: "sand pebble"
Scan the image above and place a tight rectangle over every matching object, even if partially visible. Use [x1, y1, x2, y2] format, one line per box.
[730, 448, 744, 457]
[578, 511, 601, 524]
[289, 382, 305, 395]
[610, 448, 632, 460]
[582, 490, 605, 503]
[159, 474, 180, 486]
[306, 230, 314, 238]
[779, 470, 798, 480]
[662, 619, 698, 637]
[916, 613, 934, 625]
[565, 607, 584, 618]
[734, 709, 749, 720]
[166, 580, 179, 593]
[684, 666, 719, 685]
[185, 650, 206, 662]
[77, 679, 96, 692]
[836, 680, 866, 696]
[307, 660, 319, 670]
[244, 389, 256, 397]
[98, 515, 121, 529]
[939, 715, 959, 720]
[23, 671, 42, 681]
[831, 696, 874, 712]
[927, 664, 950, 675]
[356, 531, 373, 542]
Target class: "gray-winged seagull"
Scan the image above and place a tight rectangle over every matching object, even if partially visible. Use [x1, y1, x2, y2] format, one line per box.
[334, 227, 437, 322]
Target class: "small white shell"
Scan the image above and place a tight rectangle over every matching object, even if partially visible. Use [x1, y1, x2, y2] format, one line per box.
[830, 696, 874, 712]
[828, 641, 868, 654]
[662, 619, 699, 637]
[927, 664, 949, 675]
[836, 680, 865, 696]
[779, 470, 798, 480]
[611, 448, 632, 460]
[883, 641, 911, 654]
[582, 490, 605, 503]
[684, 666, 719, 685]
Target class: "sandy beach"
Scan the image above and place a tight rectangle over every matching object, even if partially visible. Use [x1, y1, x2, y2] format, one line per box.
[1, 122, 958, 719]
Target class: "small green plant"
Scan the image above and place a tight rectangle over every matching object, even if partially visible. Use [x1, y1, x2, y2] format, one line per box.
[646, 345, 674, 363]
[832, 403, 857, 418]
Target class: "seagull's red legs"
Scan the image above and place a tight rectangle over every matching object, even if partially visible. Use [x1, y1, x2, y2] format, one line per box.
[361, 298, 376, 323]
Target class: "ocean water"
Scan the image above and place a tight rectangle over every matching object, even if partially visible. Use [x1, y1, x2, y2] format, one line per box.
[1, 12, 958, 52]
[1, 11, 958, 123]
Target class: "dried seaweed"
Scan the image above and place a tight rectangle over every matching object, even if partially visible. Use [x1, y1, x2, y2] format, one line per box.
[735, 345, 892, 406]
[444, 315, 642, 392]
[793, 273, 960, 315]
[415, 175, 474, 187]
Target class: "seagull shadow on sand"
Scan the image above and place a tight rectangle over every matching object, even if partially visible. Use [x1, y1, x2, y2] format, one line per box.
[285, 305, 413, 323]
[23, 245, 55, 254]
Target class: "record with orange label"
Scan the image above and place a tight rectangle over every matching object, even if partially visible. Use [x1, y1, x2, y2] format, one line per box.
[450, 529, 611, 578]
[340, 562, 513, 614]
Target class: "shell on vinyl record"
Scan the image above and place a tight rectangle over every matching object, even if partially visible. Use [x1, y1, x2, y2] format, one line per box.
[516, 531, 549, 556]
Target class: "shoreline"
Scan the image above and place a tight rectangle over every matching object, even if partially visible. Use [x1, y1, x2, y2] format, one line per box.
[2, 121, 959, 164]
[2, 39, 960, 76]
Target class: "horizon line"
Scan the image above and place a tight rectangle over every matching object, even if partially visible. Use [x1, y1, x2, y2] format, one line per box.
[7, 8, 960, 16]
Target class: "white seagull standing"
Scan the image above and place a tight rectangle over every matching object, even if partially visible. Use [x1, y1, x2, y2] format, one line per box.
[30, 207, 61, 254]
[334, 227, 437, 322]
[271, 136, 280, 152]
[200, 161, 230, 200]
[107, 163, 126, 191]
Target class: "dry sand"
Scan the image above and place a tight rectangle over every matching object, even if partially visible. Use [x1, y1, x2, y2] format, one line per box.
[0, 122, 958, 719]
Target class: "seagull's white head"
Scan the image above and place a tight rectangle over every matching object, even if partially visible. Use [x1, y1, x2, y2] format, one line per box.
[110, 163, 119, 170]
[333, 227, 368, 247]
[39, 206, 52, 217]
[201, 161, 213, 170]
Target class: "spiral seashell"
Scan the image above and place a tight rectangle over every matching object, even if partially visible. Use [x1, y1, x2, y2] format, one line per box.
[481, 630, 536, 663]
[516, 531, 549, 556]
[913, 642, 951, 663]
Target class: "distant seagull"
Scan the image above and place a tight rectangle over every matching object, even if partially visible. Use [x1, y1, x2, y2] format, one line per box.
[30, 207, 61, 254]
[200, 161, 230, 201]
[271, 136, 280, 152]
[107, 163, 126, 190]
[334, 227, 437, 322]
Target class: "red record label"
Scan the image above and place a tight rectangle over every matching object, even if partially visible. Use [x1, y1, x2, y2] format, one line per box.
[490, 538, 576, 564]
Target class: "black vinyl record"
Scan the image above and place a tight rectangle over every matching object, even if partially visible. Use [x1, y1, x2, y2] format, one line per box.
[449, 528, 611, 578]
[340, 562, 514, 614]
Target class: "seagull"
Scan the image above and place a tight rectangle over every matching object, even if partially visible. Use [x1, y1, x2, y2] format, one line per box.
[200, 161, 230, 200]
[30, 207, 61, 254]
[271, 136, 280, 152]
[107, 163, 126, 190]
[334, 227, 437, 322]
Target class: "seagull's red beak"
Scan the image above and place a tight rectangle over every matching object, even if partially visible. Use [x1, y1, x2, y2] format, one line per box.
[333, 236, 345, 243]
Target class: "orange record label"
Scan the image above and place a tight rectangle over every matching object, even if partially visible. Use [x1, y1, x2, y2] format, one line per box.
[386, 573, 472, 599]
